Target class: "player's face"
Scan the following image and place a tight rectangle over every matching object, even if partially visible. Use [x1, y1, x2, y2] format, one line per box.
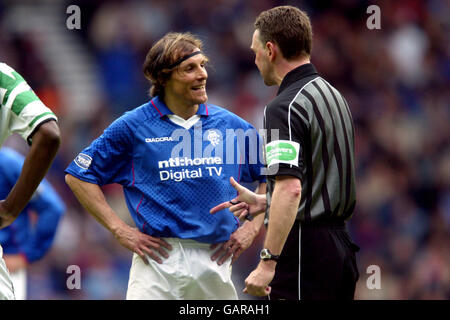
[251, 30, 276, 86]
[165, 51, 208, 107]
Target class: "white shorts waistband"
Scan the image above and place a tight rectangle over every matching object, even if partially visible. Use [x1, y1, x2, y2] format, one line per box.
[163, 237, 213, 248]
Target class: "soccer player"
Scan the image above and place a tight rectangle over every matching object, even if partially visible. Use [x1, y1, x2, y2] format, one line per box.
[0, 147, 65, 300]
[0, 62, 61, 300]
[212, 6, 359, 300]
[65, 32, 266, 299]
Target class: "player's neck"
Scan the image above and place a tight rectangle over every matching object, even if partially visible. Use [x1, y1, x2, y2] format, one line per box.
[274, 57, 311, 86]
[164, 97, 199, 120]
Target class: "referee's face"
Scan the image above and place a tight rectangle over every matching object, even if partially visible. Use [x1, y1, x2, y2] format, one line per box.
[251, 30, 275, 86]
[165, 51, 208, 108]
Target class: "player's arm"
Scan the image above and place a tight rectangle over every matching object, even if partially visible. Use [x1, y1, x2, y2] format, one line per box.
[0, 121, 60, 228]
[65, 174, 172, 264]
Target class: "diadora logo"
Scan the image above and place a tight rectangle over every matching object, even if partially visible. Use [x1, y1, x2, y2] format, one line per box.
[206, 130, 221, 146]
[145, 137, 174, 143]
[74, 153, 92, 170]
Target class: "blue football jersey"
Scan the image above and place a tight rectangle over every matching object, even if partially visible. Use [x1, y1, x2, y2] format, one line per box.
[65, 96, 266, 243]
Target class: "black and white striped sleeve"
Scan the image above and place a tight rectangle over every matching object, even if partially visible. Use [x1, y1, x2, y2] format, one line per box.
[264, 100, 309, 181]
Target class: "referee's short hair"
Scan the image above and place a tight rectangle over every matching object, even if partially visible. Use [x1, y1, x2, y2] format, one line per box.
[143, 32, 208, 97]
[254, 6, 313, 60]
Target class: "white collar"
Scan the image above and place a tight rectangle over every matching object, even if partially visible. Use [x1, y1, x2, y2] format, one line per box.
[167, 114, 201, 130]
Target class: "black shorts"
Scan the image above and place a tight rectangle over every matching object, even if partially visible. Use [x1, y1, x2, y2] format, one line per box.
[269, 219, 360, 300]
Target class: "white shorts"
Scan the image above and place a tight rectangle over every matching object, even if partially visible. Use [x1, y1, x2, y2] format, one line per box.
[0, 246, 15, 300]
[126, 238, 238, 300]
[10, 269, 26, 300]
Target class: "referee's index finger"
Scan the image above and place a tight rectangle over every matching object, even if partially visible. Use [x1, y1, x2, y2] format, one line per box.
[210, 201, 231, 214]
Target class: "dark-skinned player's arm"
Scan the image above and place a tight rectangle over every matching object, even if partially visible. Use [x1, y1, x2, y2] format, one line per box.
[0, 120, 60, 228]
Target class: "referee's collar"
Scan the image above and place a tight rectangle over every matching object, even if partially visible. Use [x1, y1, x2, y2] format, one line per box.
[150, 96, 209, 118]
[278, 63, 318, 95]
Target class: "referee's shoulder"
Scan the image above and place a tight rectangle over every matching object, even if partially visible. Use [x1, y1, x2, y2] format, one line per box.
[266, 79, 321, 124]
[265, 91, 298, 117]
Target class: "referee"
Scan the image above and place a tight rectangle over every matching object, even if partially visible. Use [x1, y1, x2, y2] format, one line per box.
[215, 6, 360, 299]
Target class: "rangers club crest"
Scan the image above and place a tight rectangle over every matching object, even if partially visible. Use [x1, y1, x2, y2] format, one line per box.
[207, 130, 220, 146]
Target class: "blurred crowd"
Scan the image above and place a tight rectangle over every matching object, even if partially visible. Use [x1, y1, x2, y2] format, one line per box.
[0, 0, 448, 299]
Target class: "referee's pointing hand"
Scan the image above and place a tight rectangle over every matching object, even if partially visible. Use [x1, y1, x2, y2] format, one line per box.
[210, 177, 266, 220]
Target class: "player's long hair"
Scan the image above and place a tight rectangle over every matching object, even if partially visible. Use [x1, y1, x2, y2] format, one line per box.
[143, 32, 207, 98]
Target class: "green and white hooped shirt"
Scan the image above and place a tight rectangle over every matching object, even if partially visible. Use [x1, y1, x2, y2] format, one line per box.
[0, 63, 57, 146]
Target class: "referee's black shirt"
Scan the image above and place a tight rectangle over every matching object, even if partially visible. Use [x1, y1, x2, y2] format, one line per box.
[264, 63, 356, 224]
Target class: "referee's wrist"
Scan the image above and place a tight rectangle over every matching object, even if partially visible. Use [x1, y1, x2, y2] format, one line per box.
[259, 259, 277, 270]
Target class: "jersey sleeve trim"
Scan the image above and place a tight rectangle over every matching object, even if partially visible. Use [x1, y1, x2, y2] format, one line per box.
[28, 111, 57, 128]
[64, 170, 102, 185]
[26, 117, 58, 145]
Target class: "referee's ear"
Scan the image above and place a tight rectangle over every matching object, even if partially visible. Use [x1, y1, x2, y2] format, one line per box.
[266, 41, 277, 62]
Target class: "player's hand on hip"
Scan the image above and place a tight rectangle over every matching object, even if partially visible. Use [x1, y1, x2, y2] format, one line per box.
[210, 177, 265, 220]
[210, 223, 257, 265]
[243, 262, 275, 297]
[114, 225, 172, 264]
